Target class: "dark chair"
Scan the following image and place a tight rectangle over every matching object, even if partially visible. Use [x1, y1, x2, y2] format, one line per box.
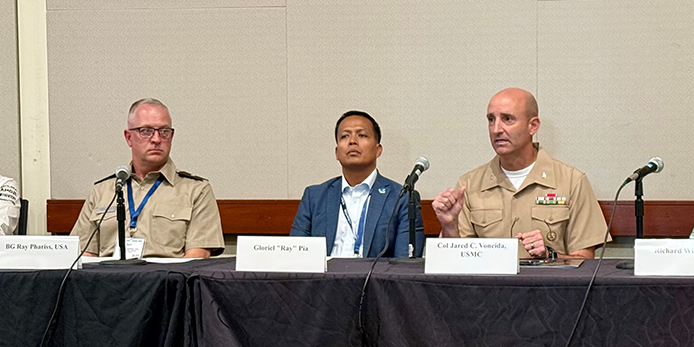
[16, 198, 28, 235]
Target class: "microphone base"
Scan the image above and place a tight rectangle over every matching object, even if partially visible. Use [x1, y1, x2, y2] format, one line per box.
[389, 257, 424, 265]
[616, 260, 634, 270]
[100, 258, 147, 266]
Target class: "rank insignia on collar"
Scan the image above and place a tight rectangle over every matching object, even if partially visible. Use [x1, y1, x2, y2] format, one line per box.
[536, 193, 567, 205]
[542, 172, 547, 179]
[378, 187, 386, 194]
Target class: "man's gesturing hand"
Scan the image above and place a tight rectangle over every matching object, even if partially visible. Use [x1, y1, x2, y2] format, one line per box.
[432, 187, 466, 237]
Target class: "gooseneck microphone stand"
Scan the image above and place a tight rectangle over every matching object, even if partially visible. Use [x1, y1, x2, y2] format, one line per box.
[390, 180, 422, 264]
[617, 177, 645, 270]
[408, 189, 419, 259]
[101, 182, 146, 265]
[635, 178, 644, 239]
[117, 188, 127, 260]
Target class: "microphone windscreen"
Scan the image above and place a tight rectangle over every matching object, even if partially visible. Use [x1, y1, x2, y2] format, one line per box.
[116, 165, 131, 180]
[415, 157, 430, 171]
[648, 157, 664, 173]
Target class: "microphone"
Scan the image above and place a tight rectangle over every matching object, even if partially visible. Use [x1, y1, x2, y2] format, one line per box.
[626, 157, 663, 183]
[402, 157, 430, 191]
[101, 165, 145, 265]
[115, 166, 131, 192]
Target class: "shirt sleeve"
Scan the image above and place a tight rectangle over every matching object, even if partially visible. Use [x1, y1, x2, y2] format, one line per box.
[0, 178, 21, 235]
[290, 187, 313, 236]
[69, 187, 101, 254]
[565, 173, 611, 253]
[183, 182, 225, 256]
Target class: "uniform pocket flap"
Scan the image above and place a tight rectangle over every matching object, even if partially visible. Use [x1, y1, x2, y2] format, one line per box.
[531, 207, 569, 224]
[152, 203, 192, 221]
[89, 208, 116, 222]
[470, 209, 503, 227]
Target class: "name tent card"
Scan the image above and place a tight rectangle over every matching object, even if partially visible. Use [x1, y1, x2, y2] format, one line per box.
[425, 238, 519, 275]
[635, 239, 694, 276]
[236, 236, 327, 273]
[0, 236, 82, 270]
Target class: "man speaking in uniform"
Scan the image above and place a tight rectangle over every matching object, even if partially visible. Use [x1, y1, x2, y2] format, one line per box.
[433, 88, 609, 259]
[70, 98, 224, 258]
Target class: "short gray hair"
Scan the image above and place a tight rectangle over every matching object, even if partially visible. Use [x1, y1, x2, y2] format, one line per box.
[127, 98, 169, 126]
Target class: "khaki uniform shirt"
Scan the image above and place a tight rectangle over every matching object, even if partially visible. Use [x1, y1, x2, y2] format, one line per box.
[456, 148, 610, 258]
[70, 159, 224, 257]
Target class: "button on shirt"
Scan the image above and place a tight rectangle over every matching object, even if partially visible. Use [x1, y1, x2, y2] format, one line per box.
[332, 169, 377, 257]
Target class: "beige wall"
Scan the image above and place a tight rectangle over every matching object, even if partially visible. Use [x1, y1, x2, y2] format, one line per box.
[47, 0, 287, 199]
[27, 0, 694, 205]
[0, 0, 20, 181]
[536, 0, 694, 200]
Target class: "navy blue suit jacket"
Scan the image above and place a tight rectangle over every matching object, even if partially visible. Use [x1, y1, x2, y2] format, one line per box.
[290, 173, 424, 258]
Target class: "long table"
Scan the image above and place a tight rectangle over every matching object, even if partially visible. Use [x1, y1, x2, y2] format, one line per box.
[2, 259, 694, 346]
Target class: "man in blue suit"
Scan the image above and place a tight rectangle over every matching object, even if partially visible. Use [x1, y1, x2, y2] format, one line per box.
[290, 110, 424, 258]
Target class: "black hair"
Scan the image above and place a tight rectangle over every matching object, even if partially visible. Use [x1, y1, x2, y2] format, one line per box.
[334, 110, 381, 143]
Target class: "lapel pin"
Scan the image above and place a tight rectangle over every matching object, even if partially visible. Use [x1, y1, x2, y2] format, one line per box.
[542, 172, 547, 179]
[378, 187, 386, 194]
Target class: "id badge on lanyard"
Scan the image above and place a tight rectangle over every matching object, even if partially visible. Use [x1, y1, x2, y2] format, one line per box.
[339, 190, 372, 256]
[127, 176, 164, 235]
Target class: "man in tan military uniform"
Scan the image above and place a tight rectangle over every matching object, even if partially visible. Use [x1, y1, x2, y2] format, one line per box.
[70, 98, 224, 258]
[433, 88, 609, 259]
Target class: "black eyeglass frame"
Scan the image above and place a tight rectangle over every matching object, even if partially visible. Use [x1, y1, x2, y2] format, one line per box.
[128, 127, 175, 139]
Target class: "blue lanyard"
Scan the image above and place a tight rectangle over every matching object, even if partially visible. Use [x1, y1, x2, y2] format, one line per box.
[127, 176, 164, 229]
[339, 189, 372, 255]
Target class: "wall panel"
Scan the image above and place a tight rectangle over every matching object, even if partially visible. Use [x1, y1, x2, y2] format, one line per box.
[47, 4, 287, 198]
[44, 0, 694, 203]
[0, 0, 20, 181]
[538, 0, 694, 199]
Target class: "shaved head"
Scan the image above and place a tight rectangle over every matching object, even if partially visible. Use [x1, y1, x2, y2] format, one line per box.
[489, 88, 538, 121]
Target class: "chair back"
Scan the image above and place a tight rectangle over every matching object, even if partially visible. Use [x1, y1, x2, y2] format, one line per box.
[16, 198, 28, 235]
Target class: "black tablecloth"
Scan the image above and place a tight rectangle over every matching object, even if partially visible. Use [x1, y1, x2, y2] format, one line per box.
[3, 258, 694, 347]
[0, 262, 198, 347]
[362, 259, 694, 347]
[188, 259, 694, 347]
[187, 260, 365, 347]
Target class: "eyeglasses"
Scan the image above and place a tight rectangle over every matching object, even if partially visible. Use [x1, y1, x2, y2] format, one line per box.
[129, 127, 175, 139]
